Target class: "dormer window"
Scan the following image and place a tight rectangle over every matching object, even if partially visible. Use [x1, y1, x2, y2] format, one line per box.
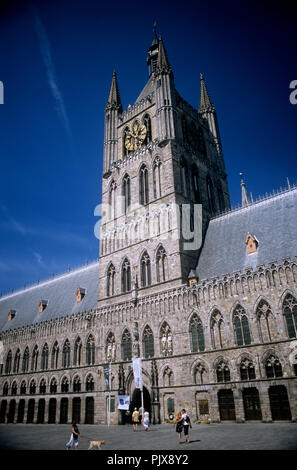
[76, 287, 86, 303]
[8, 310, 16, 322]
[39, 300, 48, 314]
[188, 270, 198, 287]
[246, 233, 259, 254]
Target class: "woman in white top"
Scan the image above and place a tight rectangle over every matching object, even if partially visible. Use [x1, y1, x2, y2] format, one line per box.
[142, 409, 150, 431]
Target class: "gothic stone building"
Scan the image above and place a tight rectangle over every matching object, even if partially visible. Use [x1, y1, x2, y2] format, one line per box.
[1, 33, 297, 426]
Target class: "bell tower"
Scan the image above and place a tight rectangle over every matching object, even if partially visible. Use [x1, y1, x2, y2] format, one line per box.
[98, 31, 230, 304]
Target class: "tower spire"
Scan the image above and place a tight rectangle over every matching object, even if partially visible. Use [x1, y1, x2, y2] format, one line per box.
[106, 70, 122, 111]
[199, 73, 215, 113]
[240, 173, 251, 207]
[156, 35, 171, 73]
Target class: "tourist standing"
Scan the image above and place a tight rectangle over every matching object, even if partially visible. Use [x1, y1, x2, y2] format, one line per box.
[142, 409, 150, 431]
[181, 409, 192, 443]
[175, 411, 183, 444]
[132, 408, 140, 432]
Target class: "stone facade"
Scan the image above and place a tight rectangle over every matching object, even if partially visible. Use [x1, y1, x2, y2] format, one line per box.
[0, 33, 297, 426]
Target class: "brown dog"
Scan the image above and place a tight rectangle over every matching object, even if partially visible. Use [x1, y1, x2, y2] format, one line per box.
[88, 440, 105, 450]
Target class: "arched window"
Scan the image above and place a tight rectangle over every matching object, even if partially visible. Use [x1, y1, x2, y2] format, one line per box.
[160, 322, 173, 357]
[13, 349, 20, 374]
[31, 345, 39, 372]
[194, 363, 207, 385]
[86, 335, 95, 365]
[39, 379, 46, 394]
[62, 340, 70, 368]
[143, 114, 152, 144]
[73, 376, 81, 393]
[29, 379, 36, 395]
[121, 329, 132, 361]
[156, 246, 168, 283]
[240, 358, 256, 380]
[109, 180, 116, 220]
[86, 374, 94, 392]
[189, 314, 205, 352]
[153, 158, 162, 199]
[139, 164, 149, 205]
[73, 337, 82, 366]
[233, 305, 251, 346]
[107, 264, 115, 297]
[122, 174, 131, 215]
[210, 310, 225, 349]
[140, 251, 151, 287]
[50, 378, 57, 394]
[256, 300, 275, 342]
[51, 342, 59, 369]
[22, 347, 29, 373]
[5, 350, 12, 374]
[106, 332, 116, 362]
[283, 294, 297, 338]
[121, 258, 131, 293]
[123, 127, 129, 157]
[41, 344, 49, 371]
[265, 354, 283, 378]
[3, 382, 9, 396]
[11, 381, 17, 395]
[191, 164, 200, 203]
[142, 325, 154, 358]
[61, 377, 69, 393]
[20, 380, 26, 395]
[163, 367, 174, 387]
[206, 175, 216, 214]
[216, 360, 230, 383]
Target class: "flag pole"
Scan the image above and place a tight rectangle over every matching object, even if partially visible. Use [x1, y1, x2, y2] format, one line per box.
[108, 362, 111, 427]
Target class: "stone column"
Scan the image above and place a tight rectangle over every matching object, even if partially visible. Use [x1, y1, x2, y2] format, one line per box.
[233, 387, 245, 423]
[259, 384, 272, 422]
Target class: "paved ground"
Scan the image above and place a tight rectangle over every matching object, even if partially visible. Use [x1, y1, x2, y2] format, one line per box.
[0, 422, 297, 450]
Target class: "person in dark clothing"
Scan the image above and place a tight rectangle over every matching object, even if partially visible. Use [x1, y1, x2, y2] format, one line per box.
[181, 409, 192, 443]
[66, 421, 80, 450]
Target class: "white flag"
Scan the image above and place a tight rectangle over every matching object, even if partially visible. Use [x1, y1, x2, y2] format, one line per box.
[132, 357, 142, 389]
[117, 395, 130, 410]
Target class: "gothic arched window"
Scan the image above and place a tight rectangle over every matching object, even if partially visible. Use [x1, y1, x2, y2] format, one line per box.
[73, 337, 82, 367]
[265, 354, 283, 378]
[61, 377, 69, 393]
[41, 344, 49, 371]
[50, 378, 57, 394]
[73, 376, 81, 393]
[160, 322, 173, 357]
[256, 300, 276, 342]
[142, 325, 154, 358]
[121, 329, 132, 361]
[189, 314, 205, 352]
[233, 305, 251, 346]
[194, 363, 207, 385]
[22, 347, 30, 373]
[39, 378, 46, 394]
[5, 350, 12, 374]
[29, 379, 36, 395]
[13, 349, 20, 374]
[107, 263, 115, 297]
[206, 175, 216, 214]
[62, 340, 70, 368]
[31, 345, 39, 372]
[106, 332, 116, 362]
[153, 158, 162, 199]
[140, 251, 151, 287]
[3, 382, 9, 396]
[139, 164, 149, 205]
[143, 114, 152, 144]
[156, 246, 168, 283]
[240, 358, 256, 380]
[121, 258, 131, 293]
[86, 374, 94, 392]
[86, 334, 95, 365]
[123, 127, 129, 157]
[20, 380, 26, 395]
[180, 158, 189, 197]
[210, 310, 225, 349]
[122, 174, 131, 215]
[216, 360, 230, 383]
[163, 366, 174, 387]
[283, 294, 297, 338]
[11, 381, 17, 395]
[51, 342, 59, 369]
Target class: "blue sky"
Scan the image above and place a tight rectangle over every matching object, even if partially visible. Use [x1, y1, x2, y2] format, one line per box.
[0, 0, 296, 294]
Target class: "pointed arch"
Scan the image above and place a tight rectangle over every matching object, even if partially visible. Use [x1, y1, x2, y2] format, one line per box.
[153, 156, 162, 199]
[256, 299, 276, 342]
[51, 341, 59, 369]
[86, 373, 95, 392]
[191, 163, 200, 203]
[86, 334, 95, 365]
[31, 345, 39, 372]
[139, 163, 149, 205]
[233, 304, 251, 346]
[163, 366, 174, 387]
[73, 375, 81, 393]
[41, 343, 49, 371]
[73, 336, 82, 367]
[143, 113, 152, 144]
[122, 173, 131, 214]
[13, 349, 20, 374]
[160, 321, 173, 357]
[142, 324, 154, 358]
[140, 250, 151, 287]
[106, 331, 116, 362]
[22, 346, 30, 373]
[121, 257, 131, 293]
[107, 262, 116, 296]
[121, 328, 132, 361]
[4, 350, 12, 374]
[156, 245, 168, 283]
[189, 313, 205, 352]
[210, 308, 226, 349]
[62, 339, 70, 368]
[206, 174, 216, 214]
[282, 293, 297, 338]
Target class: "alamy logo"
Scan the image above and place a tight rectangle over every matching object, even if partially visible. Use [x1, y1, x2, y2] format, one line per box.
[0, 81, 3, 104]
[289, 80, 297, 105]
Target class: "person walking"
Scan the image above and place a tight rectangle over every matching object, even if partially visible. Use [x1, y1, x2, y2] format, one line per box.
[142, 409, 150, 431]
[66, 421, 80, 450]
[132, 407, 140, 432]
[175, 411, 183, 444]
[181, 409, 192, 443]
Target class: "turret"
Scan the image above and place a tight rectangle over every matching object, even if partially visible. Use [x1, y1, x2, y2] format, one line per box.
[103, 70, 122, 174]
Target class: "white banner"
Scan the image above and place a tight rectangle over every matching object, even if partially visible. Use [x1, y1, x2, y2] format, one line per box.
[132, 357, 142, 389]
[117, 395, 130, 410]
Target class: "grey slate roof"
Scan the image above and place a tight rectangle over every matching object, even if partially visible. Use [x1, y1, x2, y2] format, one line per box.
[196, 187, 297, 280]
[135, 78, 154, 103]
[0, 261, 99, 332]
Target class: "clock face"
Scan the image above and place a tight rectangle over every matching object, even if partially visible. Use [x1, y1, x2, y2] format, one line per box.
[125, 122, 147, 151]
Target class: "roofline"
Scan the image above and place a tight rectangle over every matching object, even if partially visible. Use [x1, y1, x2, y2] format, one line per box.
[0, 259, 100, 301]
[210, 182, 297, 222]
